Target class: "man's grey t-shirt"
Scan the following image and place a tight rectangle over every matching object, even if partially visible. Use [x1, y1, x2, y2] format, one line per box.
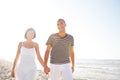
[46, 33, 74, 64]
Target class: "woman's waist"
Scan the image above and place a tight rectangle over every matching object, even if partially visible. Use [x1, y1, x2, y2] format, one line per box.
[19, 60, 36, 65]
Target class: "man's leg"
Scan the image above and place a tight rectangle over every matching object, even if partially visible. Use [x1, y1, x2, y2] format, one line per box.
[62, 63, 73, 80]
[50, 64, 62, 80]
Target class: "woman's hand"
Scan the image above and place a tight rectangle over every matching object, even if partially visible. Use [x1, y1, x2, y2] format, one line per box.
[11, 70, 15, 77]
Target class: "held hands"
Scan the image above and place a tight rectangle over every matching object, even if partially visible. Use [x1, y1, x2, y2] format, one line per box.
[44, 66, 50, 74]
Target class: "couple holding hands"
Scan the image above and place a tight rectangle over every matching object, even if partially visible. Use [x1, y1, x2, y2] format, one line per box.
[11, 18, 75, 80]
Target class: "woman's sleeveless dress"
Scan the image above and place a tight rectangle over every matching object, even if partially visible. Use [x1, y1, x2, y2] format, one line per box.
[15, 46, 37, 80]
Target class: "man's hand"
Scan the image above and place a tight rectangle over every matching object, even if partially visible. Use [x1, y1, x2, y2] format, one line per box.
[72, 66, 74, 73]
[44, 66, 50, 74]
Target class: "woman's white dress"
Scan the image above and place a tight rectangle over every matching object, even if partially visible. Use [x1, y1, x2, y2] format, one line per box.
[15, 46, 37, 80]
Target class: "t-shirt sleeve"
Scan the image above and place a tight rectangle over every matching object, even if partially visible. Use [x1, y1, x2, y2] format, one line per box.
[46, 35, 53, 46]
[71, 36, 74, 46]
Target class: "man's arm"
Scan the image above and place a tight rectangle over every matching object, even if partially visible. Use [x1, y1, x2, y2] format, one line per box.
[70, 46, 75, 73]
[44, 45, 51, 74]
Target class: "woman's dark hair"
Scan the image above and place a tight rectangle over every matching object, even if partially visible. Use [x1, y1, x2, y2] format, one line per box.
[24, 28, 36, 39]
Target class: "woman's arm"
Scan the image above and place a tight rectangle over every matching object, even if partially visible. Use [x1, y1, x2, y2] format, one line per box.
[11, 42, 21, 77]
[35, 43, 45, 68]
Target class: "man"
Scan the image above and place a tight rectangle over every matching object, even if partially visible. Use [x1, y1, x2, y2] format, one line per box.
[44, 18, 75, 80]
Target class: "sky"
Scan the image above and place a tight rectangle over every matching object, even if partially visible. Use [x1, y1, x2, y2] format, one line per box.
[0, 0, 120, 64]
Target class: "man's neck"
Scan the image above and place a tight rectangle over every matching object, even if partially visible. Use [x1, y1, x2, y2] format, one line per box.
[58, 31, 66, 38]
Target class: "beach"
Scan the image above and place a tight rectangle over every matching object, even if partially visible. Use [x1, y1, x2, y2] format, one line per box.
[0, 59, 48, 80]
[0, 59, 120, 80]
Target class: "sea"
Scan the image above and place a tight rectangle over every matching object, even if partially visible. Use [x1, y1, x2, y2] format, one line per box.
[1, 58, 120, 80]
[73, 59, 120, 80]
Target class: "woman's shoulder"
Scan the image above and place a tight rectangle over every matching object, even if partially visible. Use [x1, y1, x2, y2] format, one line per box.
[32, 41, 37, 44]
[18, 41, 23, 46]
[16, 41, 24, 48]
[32, 42, 39, 47]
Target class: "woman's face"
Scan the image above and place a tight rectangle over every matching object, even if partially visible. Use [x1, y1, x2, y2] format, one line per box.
[26, 30, 34, 39]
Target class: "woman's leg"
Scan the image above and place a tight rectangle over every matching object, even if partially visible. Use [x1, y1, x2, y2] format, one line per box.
[24, 67, 37, 80]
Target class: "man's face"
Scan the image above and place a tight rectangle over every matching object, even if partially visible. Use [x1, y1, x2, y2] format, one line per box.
[57, 20, 66, 32]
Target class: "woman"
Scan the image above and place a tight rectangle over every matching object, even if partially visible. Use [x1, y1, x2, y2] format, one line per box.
[11, 28, 44, 80]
